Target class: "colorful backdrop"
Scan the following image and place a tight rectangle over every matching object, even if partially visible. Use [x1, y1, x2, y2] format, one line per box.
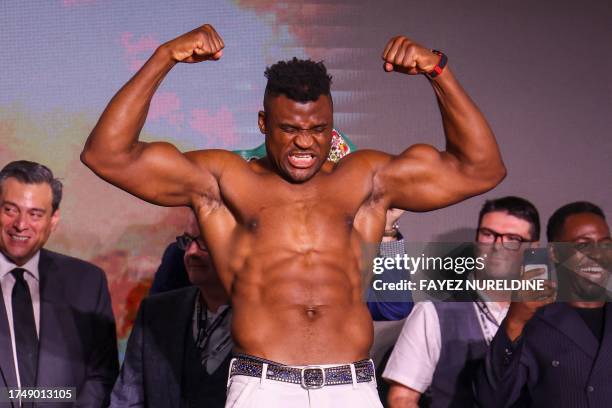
[1, 0, 611, 354]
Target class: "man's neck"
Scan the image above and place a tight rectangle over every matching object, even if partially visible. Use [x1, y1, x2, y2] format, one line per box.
[0, 250, 41, 278]
[569, 300, 606, 309]
[198, 287, 229, 313]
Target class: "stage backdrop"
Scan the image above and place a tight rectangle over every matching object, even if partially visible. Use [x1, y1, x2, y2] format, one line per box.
[1, 0, 611, 355]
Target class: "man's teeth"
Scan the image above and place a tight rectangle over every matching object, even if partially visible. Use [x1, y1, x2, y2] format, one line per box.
[11, 236, 29, 242]
[289, 153, 315, 166]
[580, 267, 604, 274]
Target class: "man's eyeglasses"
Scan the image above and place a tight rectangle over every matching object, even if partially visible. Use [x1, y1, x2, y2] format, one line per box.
[176, 234, 207, 251]
[477, 228, 530, 251]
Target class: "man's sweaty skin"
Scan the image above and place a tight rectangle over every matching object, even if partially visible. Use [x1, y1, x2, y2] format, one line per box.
[81, 24, 506, 364]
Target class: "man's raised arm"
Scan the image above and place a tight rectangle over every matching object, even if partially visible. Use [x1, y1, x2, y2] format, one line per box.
[373, 36, 506, 212]
[81, 24, 227, 206]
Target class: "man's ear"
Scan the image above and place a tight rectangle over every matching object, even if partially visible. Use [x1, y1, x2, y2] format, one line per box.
[258, 111, 266, 134]
[50, 209, 60, 232]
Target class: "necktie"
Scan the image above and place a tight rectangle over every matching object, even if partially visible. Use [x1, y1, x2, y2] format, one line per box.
[11, 268, 38, 388]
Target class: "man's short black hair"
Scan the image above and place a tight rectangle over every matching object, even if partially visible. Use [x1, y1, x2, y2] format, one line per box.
[546, 201, 606, 242]
[264, 57, 332, 106]
[478, 196, 541, 241]
[0, 160, 63, 213]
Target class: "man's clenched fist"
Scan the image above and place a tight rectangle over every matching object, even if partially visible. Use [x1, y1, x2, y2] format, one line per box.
[381, 36, 439, 75]
[162, 24, 224, 63]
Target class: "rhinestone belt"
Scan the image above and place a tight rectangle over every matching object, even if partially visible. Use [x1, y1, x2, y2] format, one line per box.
[229, 355, 375, 389]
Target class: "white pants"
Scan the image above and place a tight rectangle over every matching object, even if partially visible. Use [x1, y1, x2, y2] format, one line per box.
[225, 360, 383, 408]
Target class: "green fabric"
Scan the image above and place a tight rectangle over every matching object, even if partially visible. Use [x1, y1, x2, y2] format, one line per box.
[334, 128, 358, 152]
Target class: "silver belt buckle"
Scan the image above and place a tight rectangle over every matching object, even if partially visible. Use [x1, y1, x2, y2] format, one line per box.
[301, 366, 326, 389]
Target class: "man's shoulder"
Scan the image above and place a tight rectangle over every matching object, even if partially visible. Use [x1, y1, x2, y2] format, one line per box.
[334, 149, 391, 170]
[189, 148, 250, 172]
[533, 302, 569, 322]
[40, 248, 104, 278]
[402, 301, 439, 328]
[522, 303, 579, 343]
[141, 286, 199, 311]
[408, 301, 437, 315]
[40, 248, 102, 273]
[136, 287, 199, 331]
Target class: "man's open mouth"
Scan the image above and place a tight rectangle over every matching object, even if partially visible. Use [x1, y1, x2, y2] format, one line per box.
[288, 152, 316, 169]
[576, 265, 607, 282]
[8, 233, 30, 244]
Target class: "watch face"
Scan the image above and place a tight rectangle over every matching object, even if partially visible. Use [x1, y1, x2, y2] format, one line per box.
[426, 51, 448, 79]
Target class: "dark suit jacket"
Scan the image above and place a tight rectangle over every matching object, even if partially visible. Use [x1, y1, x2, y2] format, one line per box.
[0, 249, 119, 407]
[110, 286, 231, 408]
[474, 302, 612, 408]
[149, 243, 190, 296]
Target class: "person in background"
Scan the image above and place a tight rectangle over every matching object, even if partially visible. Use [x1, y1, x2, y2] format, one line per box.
[112, 214, 231, 407]
[0, 160, 118, 407]
[475, 201, 612, 408]
[384, 196, 540, 407]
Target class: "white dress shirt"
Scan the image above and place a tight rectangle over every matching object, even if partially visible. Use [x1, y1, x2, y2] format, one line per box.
[0, 251, 41, 389]
[383, 300, 508, 393]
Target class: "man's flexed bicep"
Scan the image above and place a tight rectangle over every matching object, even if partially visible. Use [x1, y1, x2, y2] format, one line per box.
[372, 34, 506, 212]
[83, 141, 224, 206]
[374, 144, 501, 212]
[81, 23, 226, 206]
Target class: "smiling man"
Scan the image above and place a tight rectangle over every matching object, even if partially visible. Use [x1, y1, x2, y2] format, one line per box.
[475, 201, 612, 408]
[81, 23, 505, 406]
[384, 196, 540, 408]
[0, 160, 118, 407]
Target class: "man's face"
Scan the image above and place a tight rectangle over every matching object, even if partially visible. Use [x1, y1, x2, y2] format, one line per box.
[0, 178, 59, 266]
[475, 211, 533, 279]
[259, 94, 333, 183]
[182, 217, 215, 287]
[554, 212, 611, 301]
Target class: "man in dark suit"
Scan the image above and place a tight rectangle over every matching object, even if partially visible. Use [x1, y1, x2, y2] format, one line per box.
[475, 201, 612, 408]
[111, 214, 232, 408]
[0, 160, 118, 407]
